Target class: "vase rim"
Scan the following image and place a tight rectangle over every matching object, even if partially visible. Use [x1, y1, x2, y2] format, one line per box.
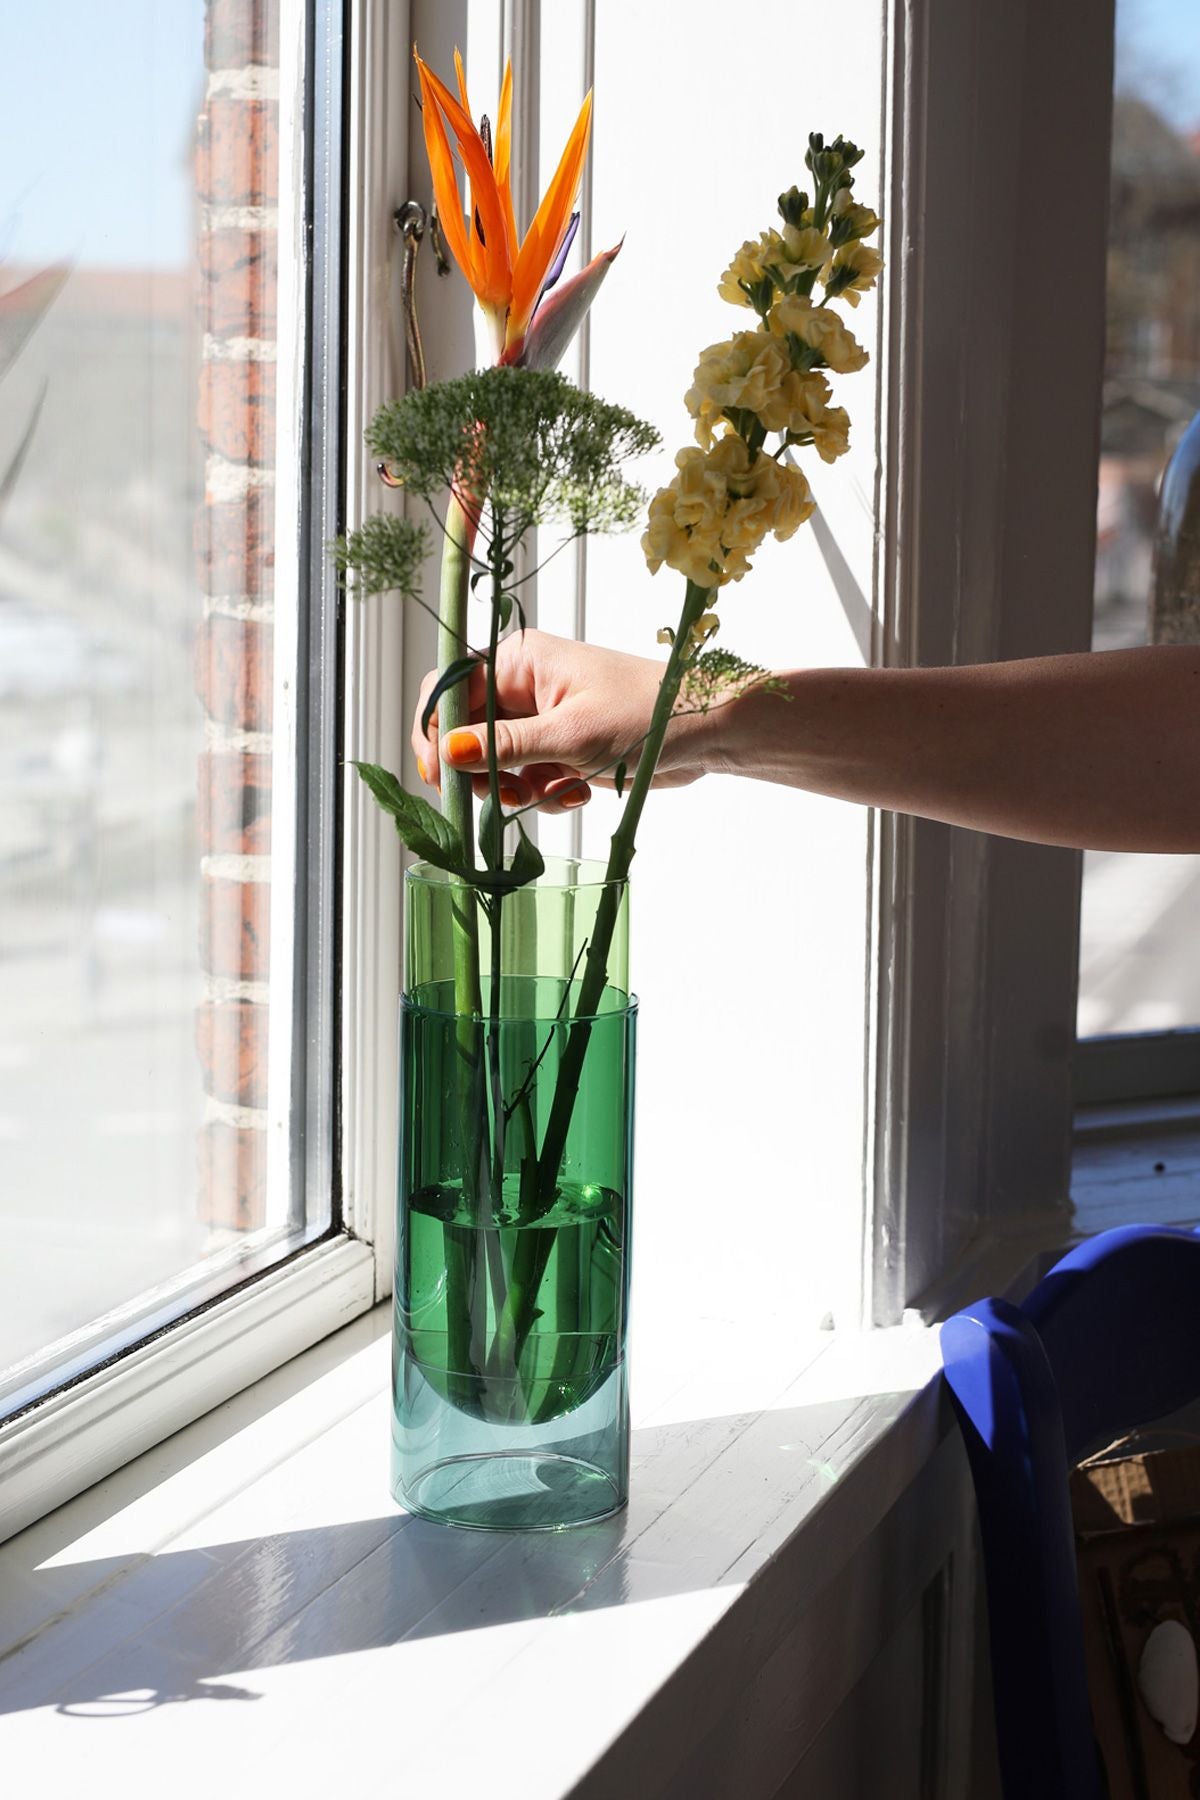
[402, 980, 639, 1025]
[405, 854, 628, 892]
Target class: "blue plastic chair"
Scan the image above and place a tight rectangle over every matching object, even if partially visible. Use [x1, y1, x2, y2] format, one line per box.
[941, 1224, 1200, 1800]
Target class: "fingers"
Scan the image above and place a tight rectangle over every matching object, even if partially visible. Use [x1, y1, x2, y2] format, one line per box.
[464, 761, 591, 814]
[506, 762, 591, 812]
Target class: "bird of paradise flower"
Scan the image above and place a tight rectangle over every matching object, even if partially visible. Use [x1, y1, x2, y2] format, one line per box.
[414, 49, 620, 372]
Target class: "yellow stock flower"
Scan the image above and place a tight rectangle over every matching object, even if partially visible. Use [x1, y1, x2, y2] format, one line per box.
[753, 368, 850, 460]
[685, 330, 791, 446]
[828, 242, 884, 308]
[770, 460, 816, 539]
[715, 215, 829, 307]
[832, 191, 881, 240]
[642, 500, 723, 587]
[642, 434, 813, 586]
[717, 232, 781, 307]
[770, 296, 869, 374]
[780, 223, 832, 277]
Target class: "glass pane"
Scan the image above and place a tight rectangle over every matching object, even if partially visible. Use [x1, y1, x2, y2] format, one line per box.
[1078, 0, 1200, 1040]
[0, 0, 330, 1412]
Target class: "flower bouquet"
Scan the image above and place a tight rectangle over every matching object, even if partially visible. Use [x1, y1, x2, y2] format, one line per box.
[336, 49, 880, 1530]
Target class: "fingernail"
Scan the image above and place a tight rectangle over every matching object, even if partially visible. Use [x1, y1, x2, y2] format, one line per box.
[500, 784, 521, 807]
[445, 729, 478, 765]
[417, 756, 427, 783]
[560, 787, 589, 809]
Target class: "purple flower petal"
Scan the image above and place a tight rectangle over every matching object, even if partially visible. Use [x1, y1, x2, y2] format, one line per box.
[534, 213, 581, 311]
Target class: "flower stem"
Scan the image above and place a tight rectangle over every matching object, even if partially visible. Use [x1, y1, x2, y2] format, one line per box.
[436, 490, 488, 1400]
[504, 578, 714, 1364]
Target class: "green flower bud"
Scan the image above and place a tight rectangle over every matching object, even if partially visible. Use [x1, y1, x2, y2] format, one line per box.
[777, 185, 810, 229]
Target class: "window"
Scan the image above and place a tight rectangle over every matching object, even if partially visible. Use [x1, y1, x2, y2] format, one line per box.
[1076, 0, 1200, 1104]
[0, 0, 377, 1540]
[0, 0, 1138, 1547]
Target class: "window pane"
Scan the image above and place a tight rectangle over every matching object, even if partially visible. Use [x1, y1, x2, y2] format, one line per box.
[0, 0, 332, 1412]
[1078, 0, 1200, 1041]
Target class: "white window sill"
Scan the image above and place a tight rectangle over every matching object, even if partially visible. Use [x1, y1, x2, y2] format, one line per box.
[0, 1303, 949, 1797]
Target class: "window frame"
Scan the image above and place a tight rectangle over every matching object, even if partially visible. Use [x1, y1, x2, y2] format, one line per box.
[0, 0, 397, 1546]
[866, 0, 1117, 1324]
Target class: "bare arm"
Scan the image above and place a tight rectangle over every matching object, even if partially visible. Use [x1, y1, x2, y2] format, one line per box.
[710, 647, 1200, 852]
[415, 634, 1200, 854]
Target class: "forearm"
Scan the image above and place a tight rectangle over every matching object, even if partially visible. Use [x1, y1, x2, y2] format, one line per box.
[705, 647, 1200, 852]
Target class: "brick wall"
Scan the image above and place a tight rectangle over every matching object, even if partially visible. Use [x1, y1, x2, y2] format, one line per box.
[193, 0, 280, 1233]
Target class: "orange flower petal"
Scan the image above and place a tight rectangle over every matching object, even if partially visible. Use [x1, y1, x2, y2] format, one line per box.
[414, 56, 477, 291]
[453, 46, 470, 115]
[493, 60, 518, 262]
[418, 55, 511, 307]
[509, 89, 592, 346]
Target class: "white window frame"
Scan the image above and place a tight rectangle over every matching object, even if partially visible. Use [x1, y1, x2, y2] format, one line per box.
[0, 0, 400, 1546]
[868, 0, 1118, 1324]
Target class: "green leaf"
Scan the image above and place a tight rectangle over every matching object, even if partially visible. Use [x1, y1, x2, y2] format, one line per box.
[351, 762, 464, 873]
[478, 794, 505, 870]
[421, 655, 480, 737]
[497, 591, 513, 631]
[468, 815, 543, 897]
[509, 819, 544, 889]
[614, 760, 627, 800]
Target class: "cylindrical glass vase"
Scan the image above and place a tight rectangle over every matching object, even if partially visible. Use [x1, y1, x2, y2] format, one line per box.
[392, 858, 635, 1530]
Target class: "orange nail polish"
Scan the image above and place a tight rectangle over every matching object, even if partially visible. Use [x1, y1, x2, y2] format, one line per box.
[560, 788, 588, 809]
[417, 756, 427, 783]
[445, 729, 478, 765]
[500, 784, 521, 808]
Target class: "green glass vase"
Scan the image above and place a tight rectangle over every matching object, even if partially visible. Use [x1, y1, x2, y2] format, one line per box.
[392, 857, 635, 1530]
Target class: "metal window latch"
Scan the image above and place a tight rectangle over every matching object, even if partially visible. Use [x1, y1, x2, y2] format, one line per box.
[393, 201, 450, 395]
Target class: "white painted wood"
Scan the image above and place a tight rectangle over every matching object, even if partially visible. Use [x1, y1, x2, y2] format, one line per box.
[0, 1306, 971, 1800]
[0, 1237, 376, 1547]
[340, 0, 413, 1292]
[869, 0, 1115, 1320]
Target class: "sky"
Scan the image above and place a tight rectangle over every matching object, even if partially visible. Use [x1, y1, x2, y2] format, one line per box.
[0, 0, 1197, 274]
[0, 0, 206, 270]
[1115, 0, 1200, 127]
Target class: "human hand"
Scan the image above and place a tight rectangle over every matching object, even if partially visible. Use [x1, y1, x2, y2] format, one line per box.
[411, 628, 714, 813]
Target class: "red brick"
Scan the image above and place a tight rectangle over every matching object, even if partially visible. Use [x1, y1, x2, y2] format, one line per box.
[196, 1000, 269, 1108]
[194, 616, 272, 731]
[201, 876, 271, 980]
[198, 228, 277, 340]
[197, 1122, 267, 1231]
[195, 490, 274, 596]
[195, 98, 279, 207]
[198, 751, 272, 853]
[206, 0, 279, 69]
[198, 359, 276, 465]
